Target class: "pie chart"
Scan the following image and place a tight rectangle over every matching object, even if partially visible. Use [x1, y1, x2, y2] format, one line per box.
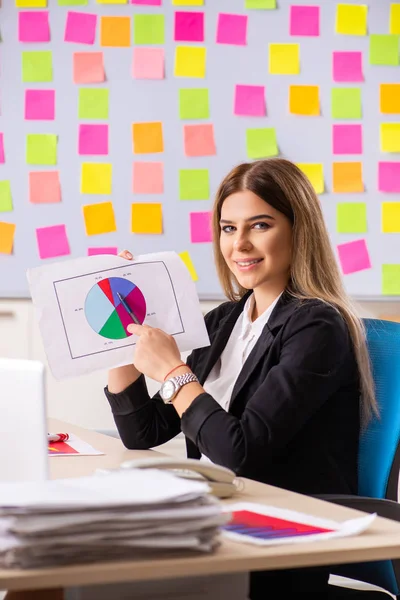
[85, 277, 146, 340]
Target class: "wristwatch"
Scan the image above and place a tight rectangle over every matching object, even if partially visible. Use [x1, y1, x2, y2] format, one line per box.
[160, 372, 199, 404]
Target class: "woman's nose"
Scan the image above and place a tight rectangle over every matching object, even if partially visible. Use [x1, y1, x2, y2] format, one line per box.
[233, 234, 252, 251]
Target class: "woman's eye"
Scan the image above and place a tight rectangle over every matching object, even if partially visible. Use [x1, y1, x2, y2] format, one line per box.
[253, 222, 270, 230]
[221, 225, 235, 233]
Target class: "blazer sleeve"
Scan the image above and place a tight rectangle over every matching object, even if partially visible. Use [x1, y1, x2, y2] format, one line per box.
[180, 303, 357, 473]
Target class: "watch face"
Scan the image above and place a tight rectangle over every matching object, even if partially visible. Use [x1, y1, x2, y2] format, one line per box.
[161, 380, 176, 401]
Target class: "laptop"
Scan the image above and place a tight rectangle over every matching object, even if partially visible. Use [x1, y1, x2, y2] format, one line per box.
[0, 358, 48, 481]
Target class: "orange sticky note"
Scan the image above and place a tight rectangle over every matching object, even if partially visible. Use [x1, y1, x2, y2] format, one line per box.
[0, 222, 16, 254]
[332, 162, 364, 193]
[184, 124, 216, 157]
[73, 52, 105, 84]
[132, 122, 164, 154]
[100, 16, 131, 47]
[289, 85, 319, 115]
[131, 203, 163, 234]
[82, 201, 117, 236]
[133, 162, 163, 194]
[380, 83, 400, 114]
[29, 171, 61, 204]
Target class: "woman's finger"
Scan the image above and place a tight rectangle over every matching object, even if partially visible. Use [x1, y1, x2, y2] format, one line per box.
[118, 250, 133, 260]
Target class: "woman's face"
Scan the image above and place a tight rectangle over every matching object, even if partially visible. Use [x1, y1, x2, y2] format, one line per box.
[219, 190, 293, 293]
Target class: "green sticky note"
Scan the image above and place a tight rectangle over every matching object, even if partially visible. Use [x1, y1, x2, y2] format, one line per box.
[246, 0, 276, 7]
[0, 181, 13, 213]
[26, 134, 57, 166]
[382, 264, 400, 295]
[337, 203, 367, 233]
[369, 34, 400, 66]
[179, 169, 209, 200]
[179, 89, 209, 120]
[57, 0, 87, 5]
[78, 88, 109, 119]
[22, 51, 52, 83]
[246, 128, 278, 159]
[331, 88, 362, 119]
[134, 15, 165, 45]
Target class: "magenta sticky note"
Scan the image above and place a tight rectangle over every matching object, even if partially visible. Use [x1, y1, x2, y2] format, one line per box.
[131, 0, 161, 4]
[79, 124, 108, 156]
[333, 51, 363, 83]
[19, 11, 50, 43]
[88, 247, 118, 256]
[333, 124, 362, 155]
[216, 13, 247, 46]
[234, 85, 266, 116]
[190, 211, 212, 243]
[378, 162, 400, 193]
[174, 11, 204, 42]
[25, 90, 55, 121]
[337, 239, 371, 275]
[36, 225, 70, 260]
[290, 5, 320, 36]
[0, 134, 4, 164]
[132, 48, 164, 79]
[65, 11, 97, 45]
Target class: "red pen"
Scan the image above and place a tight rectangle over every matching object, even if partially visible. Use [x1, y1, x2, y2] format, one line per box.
[47, 432, 69, 443]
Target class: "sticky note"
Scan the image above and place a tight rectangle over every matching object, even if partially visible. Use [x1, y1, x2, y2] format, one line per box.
[246, 0, 276, 8]
[83, 201, 117, 236]
[0, 134, 4, 164]
[382, 264, 400, 295]
[0, 182, 13, 213]
[296, 163, 324, 194]
[332, 51, 363, 82]
[172, 0, 203, 4]
[336, 4, 368, 36]
[132, 122, 163, 154]
[16, 0, 46, 6]
[390, 4, 400, 34]
[217, 13, 247, 46]
[133, 162, 163, 194]
[79, 124, 108, 155]
[337, 239, 371, 275]
[65, 11, 97, 44]
[29, 171, 61, 203]
[25, 89, 55, 120]
[332, 162, 364, 193]
[0, 223, 16, 255]
[78, 88, 109, 119]
[289, 5, 320, 36]
[19, 11, 50, 43]
[174, 46, 206, 78]
[246, 128, 278, 159]
[73, 52, 105, 84]
[337, 203, 367, 233]
[88, 247, 118, 256]
[380, 83, 400, 114]
[131, 203, 163, 234]
[101, 16, 131, 47]
[26, 134, 57, 165]
[97, 0, 127, 3]
[234, 85, 266, 117]
[378, 162, 400, 193]
[132, 48, 164, 79]
[81, 163, 112, 194]
[190, 211, 212, 243]
[333, 125, 362, 155]
[269, 43, 300, 74]
[22, 51, 52, 83]
[36, 225, 70, 260]
[58, 0, 88, 4]
[134, 15, 165, 45]
[381, 123, 400, 152]
[184, 124, 216, 157]
[382, 202, 400, 233]
[370, 34, 400, 66]
[179, 251, 198, 281]
[331, 88, 361, 119]
[179, 88, 209, 119]
[179, 169, 209, 200]
[175, 11, 204, 42]
[289, 85, 319, 115]
[132, 0, 162, 4]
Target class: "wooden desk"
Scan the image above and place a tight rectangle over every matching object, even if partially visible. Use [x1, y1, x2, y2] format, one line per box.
[1, 418, 400, 592]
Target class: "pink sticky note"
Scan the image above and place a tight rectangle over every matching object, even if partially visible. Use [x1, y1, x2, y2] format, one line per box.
[132, 48, 164, 79]
[19, 11, 50, 43]
[73, 52, 104, 84]
[133, 162, 163, 194]
[378, 162, 400, 193]
[79, 125, 108, 156]
[29, 171, 61, 204]
[333, 51, 363, 83]
[234, 85, 266, 117]
[0, 134, 4, 164]
[190, 211, 212, 243]
[290, 5, 320, 36]
[174, 11, 204, 42]
[337, 239, 371, 275]
[36, 225, 70, 259]
[184, 124, 216, 157]
[65, 11, 97, 45]
[25, 90, 55, 121]
[88, 247, 118, 256]
[131, 0, 161, 4]
[333, 124, 362, 155]
[216, 13, 247, 46]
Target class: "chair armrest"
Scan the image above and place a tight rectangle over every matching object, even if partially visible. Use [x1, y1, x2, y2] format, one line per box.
[315, 494, 400, 522]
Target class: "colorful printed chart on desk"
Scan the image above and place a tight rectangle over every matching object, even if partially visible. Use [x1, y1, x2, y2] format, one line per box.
[48, 434, 104, 457]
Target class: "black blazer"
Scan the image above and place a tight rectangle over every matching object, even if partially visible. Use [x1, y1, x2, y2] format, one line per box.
[105, 291, 361, 496]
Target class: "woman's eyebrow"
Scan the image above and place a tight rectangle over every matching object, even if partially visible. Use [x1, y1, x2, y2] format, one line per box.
[220, 214, 275, 224]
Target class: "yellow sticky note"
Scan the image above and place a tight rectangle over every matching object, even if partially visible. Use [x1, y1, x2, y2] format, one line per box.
[296, 163, 324, 194]
[97, 0, 127, 3]
[390, 4, 400, 34]
[332, 162, 364, 193]
[269, 44, 299, 75]
[382, 202, 400, 233]
[380, 83, 400, 114]
[81, 163, 112, 195]
[336, 4, 368, 36]
[381, 123, 400, 152]
[83, 202, 117, 236]
[131, 203, 162, 234]
[174, 46, 206, 78]
[172, 0, 203, 4]
[0, 222, 16, 255]
[289, 85, 319, 115]
[132, 122, 164, 154]
[16, 0, 46, 6]
[179, 251, 198, 281]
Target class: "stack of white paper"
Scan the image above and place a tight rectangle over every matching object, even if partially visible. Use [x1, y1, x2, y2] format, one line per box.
[0, 469, 228, 569]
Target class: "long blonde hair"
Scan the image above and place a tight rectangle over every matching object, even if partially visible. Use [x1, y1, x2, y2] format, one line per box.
[212, 158, 377, 425]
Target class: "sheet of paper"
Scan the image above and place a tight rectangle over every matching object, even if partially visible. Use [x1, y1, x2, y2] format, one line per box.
[0, 182, 13, 213]
[79, 124, 109, 155]
[234, 85, 266, 116]
[25, 89, 55, 120]
[175, 11, 204, 42]
[335, 4, 368, 36]
[132, 48, 164, 79]
[179, 88, 209, 119]
[380, 83, 400, 114]
[217, 13, 247, 45]
[22, 51, 53, 82]
[179, 251, 198, 281]
[289, 5, 319, 36]
[390, 3, 400, 34]
[131, 203, 162, 234]
[88, 247, 118, 256]
[179, 169, 209, 200]
[134, 14, 165, 44]
[289, 85, 319, 115]
[184, 124, 216, 157]
[378, 161, 400, 192]
[333, 51, 363, 82]
[190, 211, 212, 243]
[337, 203, 367, 234]
[246, 127, 278, 159]
[331, 88, 361, 119]
[337, 239, 371, 275]
[132, 162, 163, 194]
[49, 434, 104, 456]
[246, 0, 276, 8]
[381, 123, 400, 152]
[174, 46, 206, 78]
[132, 122, 164, 154]
[101, 16, 131, 47]
[382, 264, 400, 295]
[269, 43, 299, 74]
[382, 202, 400, 233]
[19, 11, 50, 42]
[0, 222, 16, 255]
[36, 225, 70, 260]
[333, 124, 362, 155]
[332, 162, 364, 193]
[73, 52, 105, 83]
[82, 201, 116, 236]
[29, 171, 61, 204]
[0, 134, 5, 164]
[26, 134, 57, 165]
[27, 251, 210, 379]
[78, 88, 109, 120]
[64, 11, 97, 44]
[370, 34, 399, 66]
[296, 163, 324, 194]
[80, 163, 112, 194]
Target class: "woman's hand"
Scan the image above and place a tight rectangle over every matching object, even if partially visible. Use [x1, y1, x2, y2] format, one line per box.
[118, 249, 133, 260]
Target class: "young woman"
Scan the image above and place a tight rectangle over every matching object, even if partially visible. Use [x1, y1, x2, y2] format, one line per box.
[105, 158, 377, 597]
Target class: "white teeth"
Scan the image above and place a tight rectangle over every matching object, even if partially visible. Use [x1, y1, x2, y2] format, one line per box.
[237, 260, 260, 266]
